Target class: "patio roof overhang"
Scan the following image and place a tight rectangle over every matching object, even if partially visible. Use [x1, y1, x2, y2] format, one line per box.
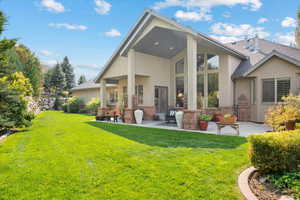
[95, 9, 246, 83]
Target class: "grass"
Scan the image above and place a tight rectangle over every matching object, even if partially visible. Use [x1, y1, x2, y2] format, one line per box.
[0, 111, 249, 200]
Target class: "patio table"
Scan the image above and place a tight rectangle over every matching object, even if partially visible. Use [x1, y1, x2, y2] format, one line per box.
[216, 122, 240, 136]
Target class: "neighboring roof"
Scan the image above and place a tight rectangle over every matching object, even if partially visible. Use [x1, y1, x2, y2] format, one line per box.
[229, 38, 300, 78]
[71, 81, 116, 91]
[95, 9, 246, 83]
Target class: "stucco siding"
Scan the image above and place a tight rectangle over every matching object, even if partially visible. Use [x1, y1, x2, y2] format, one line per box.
[219, 54, 241, 107]
[248, 57, 300, 122]
[102, 56, 128, 79]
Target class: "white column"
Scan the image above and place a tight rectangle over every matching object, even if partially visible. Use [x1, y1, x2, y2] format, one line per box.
[127, 49, 136, 109]
[186, 34, 197, 110]
[203, 53, 208, 108]
[100, 79, 107, 108]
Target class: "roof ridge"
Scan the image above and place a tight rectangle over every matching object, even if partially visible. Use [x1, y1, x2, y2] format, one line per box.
[259, 38, 300, 52]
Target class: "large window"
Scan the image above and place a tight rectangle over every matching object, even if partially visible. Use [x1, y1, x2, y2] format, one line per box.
[262, 78, 290, 103]
[175, 59, 185, 107]
[208, 73, 219, 107]
[197, 53, 219, 109]
[135, 85, 143, 105]
[109, 89, 118, 104]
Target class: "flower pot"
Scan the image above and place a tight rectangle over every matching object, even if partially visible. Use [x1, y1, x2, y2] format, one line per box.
[286, 121, 296, 130]
[199, 120, 208, 131]
[213, 114, 222, 122]
[220, 116, 237, 123]
[175, 111, 183, 129]
[134, 109, 143, 124]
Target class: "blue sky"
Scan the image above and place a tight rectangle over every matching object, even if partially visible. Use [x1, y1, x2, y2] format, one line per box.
[1, 0, 299, 81]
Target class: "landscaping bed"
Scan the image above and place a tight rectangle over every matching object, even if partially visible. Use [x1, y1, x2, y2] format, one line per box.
[249, 170, 298, 200]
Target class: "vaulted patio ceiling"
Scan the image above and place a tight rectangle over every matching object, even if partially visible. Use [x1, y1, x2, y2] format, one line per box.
[133, 27, 186, 59]
[133, 26, 241, 59]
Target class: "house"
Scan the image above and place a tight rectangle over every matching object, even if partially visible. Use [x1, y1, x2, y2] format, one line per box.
[94, 9, 300, 129]
[71, 81, 117, 104]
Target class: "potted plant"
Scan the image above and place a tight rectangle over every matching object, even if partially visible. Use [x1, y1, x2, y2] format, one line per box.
[213, 111, 222, 122]
[220, 114, 237, 123]
[198, 114, 213, 131]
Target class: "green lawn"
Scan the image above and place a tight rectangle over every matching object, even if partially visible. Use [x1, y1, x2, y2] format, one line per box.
[0, 111, 249, 200]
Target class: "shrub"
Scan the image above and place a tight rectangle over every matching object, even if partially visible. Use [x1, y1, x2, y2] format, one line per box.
[85, 98, 100, 114]
[65, 97, 84, 113]
[265, 104, 298, 131]
[198, 114, 213, 121]
[248, 130, 300, 173]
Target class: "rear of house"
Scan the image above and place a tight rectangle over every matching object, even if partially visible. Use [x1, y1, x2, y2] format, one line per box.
[94, 9, 300, 129]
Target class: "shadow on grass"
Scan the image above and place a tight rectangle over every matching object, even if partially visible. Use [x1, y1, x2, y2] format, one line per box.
[86, 121, 247, 149]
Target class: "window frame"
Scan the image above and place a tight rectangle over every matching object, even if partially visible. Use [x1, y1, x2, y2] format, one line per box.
[262, 77, 290, 104]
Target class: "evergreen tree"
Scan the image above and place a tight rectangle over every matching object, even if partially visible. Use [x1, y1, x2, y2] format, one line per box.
[61, 56, 75, 90]
[78, 75, 87, 85]
[43, 68, 54, 92]
[50, 64, 66, 95]
[14, 44, 43, 97]
[0, 11, 33, 133]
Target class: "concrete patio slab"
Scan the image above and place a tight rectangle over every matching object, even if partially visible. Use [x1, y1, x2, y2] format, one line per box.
[95, 120, 272, 137]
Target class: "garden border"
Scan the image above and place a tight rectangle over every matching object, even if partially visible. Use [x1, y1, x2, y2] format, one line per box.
[238, 166, 258, 200]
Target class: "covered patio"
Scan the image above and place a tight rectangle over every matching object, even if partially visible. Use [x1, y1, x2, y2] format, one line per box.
[95, 9, 247, 130]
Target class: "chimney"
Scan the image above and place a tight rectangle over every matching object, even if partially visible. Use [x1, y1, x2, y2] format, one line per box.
[254, 34, 259, 52]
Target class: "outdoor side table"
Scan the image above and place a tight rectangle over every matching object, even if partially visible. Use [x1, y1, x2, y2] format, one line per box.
[216, 122, 240, 136]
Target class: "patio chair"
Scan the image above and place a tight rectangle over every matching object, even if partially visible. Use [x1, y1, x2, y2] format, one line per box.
[165, 108, 177, 123]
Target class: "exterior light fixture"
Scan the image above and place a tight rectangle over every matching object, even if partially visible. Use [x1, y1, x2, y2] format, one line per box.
[169, 46, 174, 50]
[154, 41, 159, 46]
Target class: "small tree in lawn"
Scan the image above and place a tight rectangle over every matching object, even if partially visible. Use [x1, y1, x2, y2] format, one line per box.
[50, 64, 66, 96]
[61, 56, 75, 90]
[78, 75, 87, 85]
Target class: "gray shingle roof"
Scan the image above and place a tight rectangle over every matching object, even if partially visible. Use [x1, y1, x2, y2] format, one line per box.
[71, 82, 117, 91]
[227, 39, 300, 78]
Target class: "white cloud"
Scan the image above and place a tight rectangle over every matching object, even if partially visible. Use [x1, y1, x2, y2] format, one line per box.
[281, 17, 297, 28]
[175, 9, 212, 21]
[95, 0, 111, 15]
[222, 11, 231, 18]
[210, 35, 240, 43]
[153, 0, 262, 11]
[40, 0, 65, 13]
[40, 50, 55, 56]
[41, 59, 58, 66]
[211, 22, 270, 38]
[105, 29, 121, 37]
[275, 32, 295, 45]
[49, 23, 88, 31]
[257, 17, 268, 24]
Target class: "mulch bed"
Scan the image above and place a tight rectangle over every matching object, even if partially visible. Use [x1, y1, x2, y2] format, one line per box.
[249, 171, 293, 200]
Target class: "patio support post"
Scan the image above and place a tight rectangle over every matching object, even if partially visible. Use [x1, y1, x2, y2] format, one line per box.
[186, 34, 197, 110]
[127, 49, 136, 109]
[100, 79, 107, 108]
[203, 53, 208, 108]
[183, 34, 200, 130]
[124, 49, 136, 124]
[97, 79, 108, 117]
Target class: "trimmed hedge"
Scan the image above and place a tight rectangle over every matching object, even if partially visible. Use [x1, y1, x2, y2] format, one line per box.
[248, 130, 300, 173]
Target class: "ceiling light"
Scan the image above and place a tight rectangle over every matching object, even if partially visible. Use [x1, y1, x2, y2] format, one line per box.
[169, 46, 174, 50]
[154, 41, 159, 46]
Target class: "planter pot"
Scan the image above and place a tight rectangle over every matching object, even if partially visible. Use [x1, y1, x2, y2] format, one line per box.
[134, 109, 143, 124]
[286, 121, 296, 130]
[213, 114, 222, 122]
[175, 111, 183, 129]
[199, 120, 208, 131]
[220, 116, 237, 123]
